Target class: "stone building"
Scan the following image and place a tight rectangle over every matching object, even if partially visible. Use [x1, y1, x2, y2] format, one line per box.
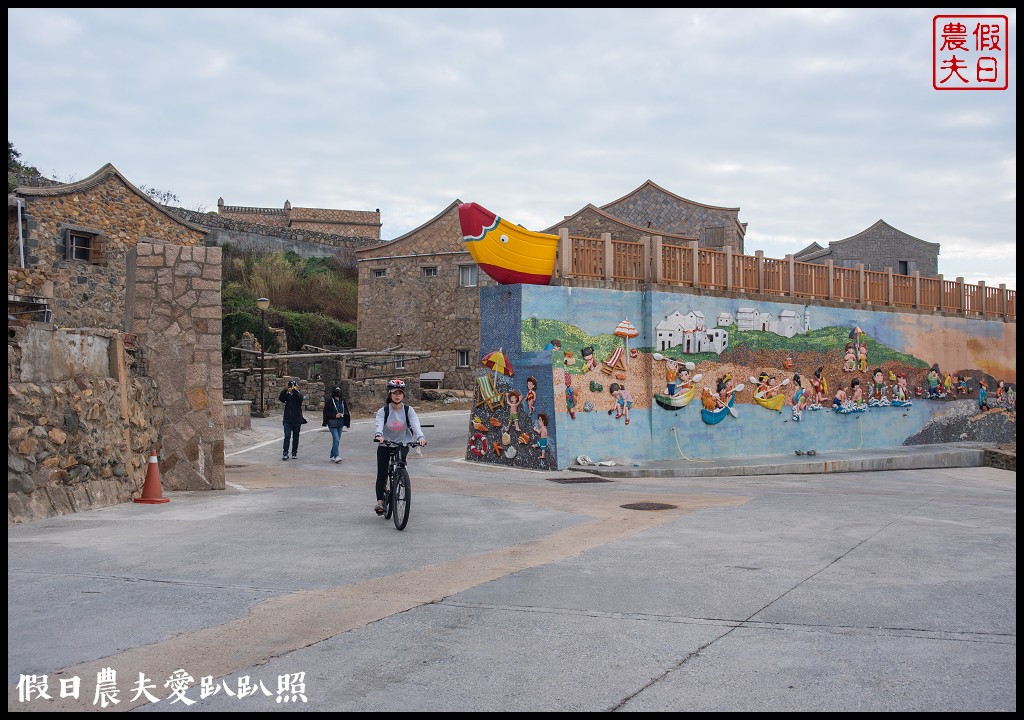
[216, 198, 382, 240]
[8, 164, 225, 523]
[354, 200, 496, 393]
[793, 219, 940, 276]
[546, 180, 747, 254]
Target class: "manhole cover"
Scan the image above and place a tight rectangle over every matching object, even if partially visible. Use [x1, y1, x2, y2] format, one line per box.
[548, 477, 613, 484]
[620, 502, 677, 511]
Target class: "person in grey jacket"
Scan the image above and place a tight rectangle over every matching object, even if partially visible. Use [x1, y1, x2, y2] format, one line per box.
[322, 385, 350, 463]
[372, 378, 426, 515]
[278, 380, 305, 460]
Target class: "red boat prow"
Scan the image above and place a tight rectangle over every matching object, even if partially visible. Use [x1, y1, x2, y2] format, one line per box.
[459, 202, 498, 239]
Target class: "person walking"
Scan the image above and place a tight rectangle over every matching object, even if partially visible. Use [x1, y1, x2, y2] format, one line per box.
[278, 380, 305, 460]
[322, 385, 350, 463]
[372, 379, 426, 516]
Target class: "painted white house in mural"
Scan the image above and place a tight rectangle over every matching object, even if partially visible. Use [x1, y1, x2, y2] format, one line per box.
[717, 312, 734, 327]
[656, 309, 728, 355]
[736, 306, 812, 338]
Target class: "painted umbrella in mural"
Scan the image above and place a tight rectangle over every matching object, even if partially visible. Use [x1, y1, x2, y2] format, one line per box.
[614, 319, 639, 362]
[481, 347, 515, 384]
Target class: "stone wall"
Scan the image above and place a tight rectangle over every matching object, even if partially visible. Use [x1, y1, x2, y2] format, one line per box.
[223, 401, 252, 431]
[167, 206, 383, 262]
[8, 324, 162, 524]
[133, 242, 225, 491]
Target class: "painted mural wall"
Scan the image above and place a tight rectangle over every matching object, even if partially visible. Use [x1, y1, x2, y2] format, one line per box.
[465, 285, 1016, 470]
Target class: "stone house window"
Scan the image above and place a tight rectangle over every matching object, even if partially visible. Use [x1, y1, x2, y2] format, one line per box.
[394, 358, 405, 370]
[421, 266, 438, 279]
[458, 265, 478, 288]
[62, 226, 106, 264]
[373, 268, 386, 278]
[456, 350, 471, 368]
[702, 226, 725, 247]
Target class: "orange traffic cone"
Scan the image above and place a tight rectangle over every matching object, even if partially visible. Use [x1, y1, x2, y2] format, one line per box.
[134, 449, 170, 504]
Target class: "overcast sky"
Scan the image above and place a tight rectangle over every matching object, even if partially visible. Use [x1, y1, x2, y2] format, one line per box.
[8, 8, 1016, 289]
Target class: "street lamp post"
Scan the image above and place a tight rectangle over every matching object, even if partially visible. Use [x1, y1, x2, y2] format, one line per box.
[257, 297, 270, 416]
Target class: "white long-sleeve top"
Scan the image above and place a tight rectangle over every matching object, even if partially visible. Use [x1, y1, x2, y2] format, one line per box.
[374, 402, 425, 443]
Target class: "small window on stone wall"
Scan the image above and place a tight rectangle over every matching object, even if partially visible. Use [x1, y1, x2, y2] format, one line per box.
[458, 265, 478, 288]
[63, 228, 106, 264]
[421, 266, 438, 279]
[456, 350, 470, 368]
[374, 269, 386, 279]
[394, 358, 405, 370]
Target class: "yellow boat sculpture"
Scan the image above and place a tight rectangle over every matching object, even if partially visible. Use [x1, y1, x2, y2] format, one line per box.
[753, 393, 786, 412]
[459, 202, 558, 285]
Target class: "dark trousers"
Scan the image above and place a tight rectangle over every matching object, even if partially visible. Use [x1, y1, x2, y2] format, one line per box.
[375, 444, 410, 501]
[282, 422, 302, 456]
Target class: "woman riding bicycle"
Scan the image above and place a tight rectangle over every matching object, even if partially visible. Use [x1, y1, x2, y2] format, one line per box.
[373, 379, 426, 516]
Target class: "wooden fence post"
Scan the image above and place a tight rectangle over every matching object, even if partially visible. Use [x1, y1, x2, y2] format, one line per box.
[641, 235, 652, 283]
[651, 235, 663, 284]
[956, 277, 965, 314]
[756, 250, 764, 294]
[602, 232, 613, 286]
[857, 263, 865, 303]
[936, 274, 944, 311]
[786, 254, 795, 297]
[978, 281, 986, 316]
[690, 240, 699, 287]
[825, 260, 834, 300]
[913, 270, 920, 309]
[557, 228, 571, 280]
[725, 246, 734, 291]
[886, 267, 894, 307]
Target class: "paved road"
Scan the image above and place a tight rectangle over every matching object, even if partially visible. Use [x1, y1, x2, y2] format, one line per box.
[8, 410, 1016, 711]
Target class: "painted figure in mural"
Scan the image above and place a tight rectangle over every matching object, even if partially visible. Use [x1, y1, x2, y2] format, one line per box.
[563, 350, 575, 367]
[832, 383, 848, 410]
[926, 364, 944, 399]
[850, 377, 864, 407]
[843, 344, 857, 372]
[858, 343, 868, 372]
[532, 412, 549, 459]
[978, 379, 990, 411]
[543, 339, 562, 352]
[716, 374, 735, 410]
[607, 382, 634, 424]
[957, 374, 972, 396]
[506, 389, 523, 432]
[995, 380, 1006, 405]
[943, 372, 954, 396]
[811, 367, 828, 406]
[892, 372, 912, 405]
[1006, 385, 1016, 411]
[869, 368, 889, 407]
[580, 346, 598, 373]
[665, 358, 680, 396]
[564, 371, 577, 420]
[756, 371, 771, 398]
[791, 373, 810, 422]
[678, 363, 694, 394]
[525, 376, 538, 415]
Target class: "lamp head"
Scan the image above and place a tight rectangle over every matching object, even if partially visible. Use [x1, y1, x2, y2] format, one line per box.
[256, 297, 270, 312]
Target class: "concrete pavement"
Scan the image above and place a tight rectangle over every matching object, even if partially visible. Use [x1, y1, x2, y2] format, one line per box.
[8, 410, 1016, 711]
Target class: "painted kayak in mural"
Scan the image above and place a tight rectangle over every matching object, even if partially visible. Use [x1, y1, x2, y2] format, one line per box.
[458, 202, 558, 285]
[753, 393, 786, 412]
[700, 393, 735, 425]
[654, 386, 695, 411]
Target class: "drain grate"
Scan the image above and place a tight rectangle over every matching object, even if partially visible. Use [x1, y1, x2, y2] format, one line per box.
[620, 502, 677, 511]
[548, 477, 613, 484]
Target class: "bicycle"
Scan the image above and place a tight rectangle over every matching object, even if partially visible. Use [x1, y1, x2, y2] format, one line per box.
[377, 439, 418, 530]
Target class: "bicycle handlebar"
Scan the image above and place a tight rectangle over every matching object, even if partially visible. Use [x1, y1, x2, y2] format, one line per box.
[375, 439, 424, 447]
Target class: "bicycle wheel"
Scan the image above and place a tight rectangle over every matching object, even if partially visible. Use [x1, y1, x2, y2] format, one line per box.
[392, 468, 411, 531]
[383, 472, 394, 520]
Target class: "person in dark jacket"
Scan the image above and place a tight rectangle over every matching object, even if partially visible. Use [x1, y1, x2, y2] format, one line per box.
[278, 380, 305, 460]
[322, 385, 351, 463]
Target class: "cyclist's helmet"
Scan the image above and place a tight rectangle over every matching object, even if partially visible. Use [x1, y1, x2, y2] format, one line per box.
[387, 378, 406, 392]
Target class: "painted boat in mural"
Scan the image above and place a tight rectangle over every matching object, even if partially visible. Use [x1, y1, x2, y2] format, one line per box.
[753, 393, 785, 412]
[700, 394, 735, 425]
[654, 386, 695, 411]
[458, 202, 558, 285]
